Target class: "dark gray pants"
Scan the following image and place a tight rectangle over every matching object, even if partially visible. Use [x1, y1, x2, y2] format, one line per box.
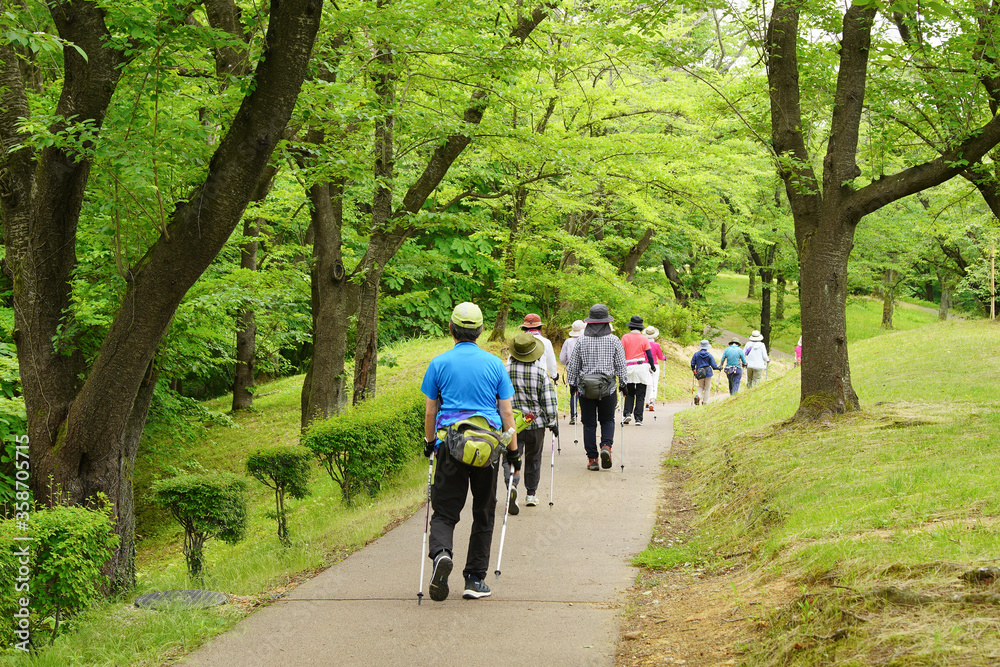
[580, 391, 617, 459]
[503, 427, 545, 495]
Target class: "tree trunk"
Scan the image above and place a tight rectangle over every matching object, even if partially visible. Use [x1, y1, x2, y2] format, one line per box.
[747, 267, 756, 298]
[775, 272, 786, 320]
[301, 178, 357, 428]
[795, 217, 860, 419]
[661, 256, 690, 307]
[938, 273, 951, 320]
[232, 218, 258, 411]
[489, 187, 527, 342]
[8, 0, 323, 589]
[881, 268, 895, 329]
[760, 278, 772, 349]
[622, 227, 655, 282]
[233, 163, 279, 411]
[353, 32, 396, 406]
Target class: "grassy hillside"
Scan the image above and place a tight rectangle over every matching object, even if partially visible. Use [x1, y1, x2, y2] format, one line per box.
[708, 272, 943, 354]
[640, 318, 1000, 665]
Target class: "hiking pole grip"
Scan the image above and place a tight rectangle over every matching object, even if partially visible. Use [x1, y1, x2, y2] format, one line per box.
[418, 451, 435, 605]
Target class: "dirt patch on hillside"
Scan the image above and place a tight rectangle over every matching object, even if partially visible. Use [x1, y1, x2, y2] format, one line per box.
[615, 439, 797, 666]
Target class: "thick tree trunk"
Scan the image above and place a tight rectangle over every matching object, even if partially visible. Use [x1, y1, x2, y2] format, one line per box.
[7, 0, 323, 589]
[623, 227, 655, 282]
[301, 178, 356, 428]
[795, 218, 860, 419]
[106, 362, 158, 591]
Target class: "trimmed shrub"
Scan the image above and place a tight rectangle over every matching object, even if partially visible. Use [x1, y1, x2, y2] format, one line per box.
[1, 502, 118, 649]
[246, 447, 312, 546]
[302, 389, 423, 504]
[149, 472, 247, 580]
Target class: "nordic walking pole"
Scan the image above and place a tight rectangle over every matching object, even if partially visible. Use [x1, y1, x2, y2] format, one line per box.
[619, 387, 626, 472]
[572, 389, 578, 453]
[549, 431, 556, 508]
[495, 457, 517, 580]
[417, 450, 435, 605]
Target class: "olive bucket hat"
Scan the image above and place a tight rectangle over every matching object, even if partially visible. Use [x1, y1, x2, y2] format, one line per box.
[510, 332, 544, 362]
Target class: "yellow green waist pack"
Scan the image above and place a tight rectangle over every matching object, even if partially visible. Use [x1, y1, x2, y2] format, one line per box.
[437, 416, 506, 467]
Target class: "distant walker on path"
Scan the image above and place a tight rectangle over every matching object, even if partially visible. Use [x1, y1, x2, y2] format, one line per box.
[690, 340, 721, 406]
[721, 338, 747, 395]
[744, 330, 770, 389]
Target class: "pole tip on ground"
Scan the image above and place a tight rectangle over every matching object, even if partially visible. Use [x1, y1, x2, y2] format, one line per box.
[417, 592, 423, 605]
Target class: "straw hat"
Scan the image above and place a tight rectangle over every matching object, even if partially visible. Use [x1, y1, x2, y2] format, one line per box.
[642, 325, 660, 339]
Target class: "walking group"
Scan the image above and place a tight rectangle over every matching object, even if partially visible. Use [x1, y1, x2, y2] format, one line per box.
[689, 329, 770, 405]
[418, 301, 672, 603]
[418, 300, 783, 605]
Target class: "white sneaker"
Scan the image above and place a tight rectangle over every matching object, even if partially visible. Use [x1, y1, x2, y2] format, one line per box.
[525, 494, 538, 506]
[622, 415, 632, 425]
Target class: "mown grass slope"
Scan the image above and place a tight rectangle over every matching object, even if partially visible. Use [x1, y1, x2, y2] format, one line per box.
[640, 318, 1000, 665]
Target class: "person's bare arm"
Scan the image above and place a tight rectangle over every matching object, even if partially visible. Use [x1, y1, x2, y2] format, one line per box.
[424, 397, 438, 443]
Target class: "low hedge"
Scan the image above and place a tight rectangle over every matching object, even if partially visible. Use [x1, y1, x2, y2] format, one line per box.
[1, 502, 118, 650]
[302, 389, 423, 504]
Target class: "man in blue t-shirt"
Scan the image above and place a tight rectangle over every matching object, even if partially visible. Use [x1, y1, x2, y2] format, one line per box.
[421, 302, 517, 602]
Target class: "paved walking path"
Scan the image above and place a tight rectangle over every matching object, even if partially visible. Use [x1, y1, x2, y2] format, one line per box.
[185, 403, 682, 667]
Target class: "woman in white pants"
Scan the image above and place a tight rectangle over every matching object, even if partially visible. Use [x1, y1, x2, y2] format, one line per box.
[643, 326, 665, 409]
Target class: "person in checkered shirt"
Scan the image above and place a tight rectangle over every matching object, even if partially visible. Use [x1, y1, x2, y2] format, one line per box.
[565, 304, 627, 471]
[504, 332, 559, 510]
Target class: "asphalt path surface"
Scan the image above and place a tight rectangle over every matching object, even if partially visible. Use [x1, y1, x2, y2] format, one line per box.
[185, 400, 681, 667]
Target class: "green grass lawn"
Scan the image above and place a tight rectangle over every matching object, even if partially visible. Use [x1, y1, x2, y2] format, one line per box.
[638, 318, 1000, 665]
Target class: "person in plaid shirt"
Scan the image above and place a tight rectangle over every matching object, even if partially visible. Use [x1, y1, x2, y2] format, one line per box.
[565, 304, 627, 471]
[505, 332, 559, 510]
